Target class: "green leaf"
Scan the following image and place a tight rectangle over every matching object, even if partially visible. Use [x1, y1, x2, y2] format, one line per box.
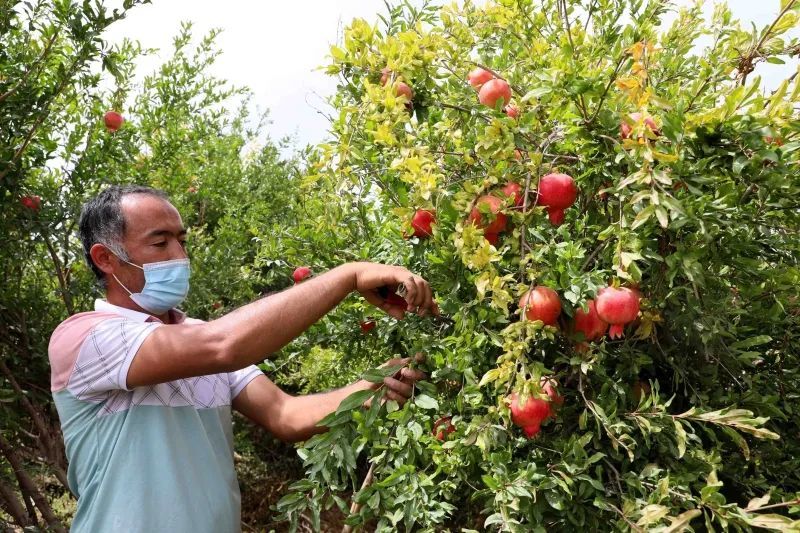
[414, 394, 439, 410]
[674, 419, 687, 458]
[663, 509, 702, 533]
[335, 390, 374, 414]
[484, 513, 505, 527]
[362, 364, 404, 383]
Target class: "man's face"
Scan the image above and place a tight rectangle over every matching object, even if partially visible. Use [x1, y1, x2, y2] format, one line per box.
[113, 194, 187, 293]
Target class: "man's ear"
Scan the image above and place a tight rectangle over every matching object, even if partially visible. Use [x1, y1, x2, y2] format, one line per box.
[89, 243, 117, 277]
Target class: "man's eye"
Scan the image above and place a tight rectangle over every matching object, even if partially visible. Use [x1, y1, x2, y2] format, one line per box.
[154, 242, 167, 247]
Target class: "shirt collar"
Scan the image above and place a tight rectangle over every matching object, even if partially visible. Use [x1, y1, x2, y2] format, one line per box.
[94, 299, 187, 324]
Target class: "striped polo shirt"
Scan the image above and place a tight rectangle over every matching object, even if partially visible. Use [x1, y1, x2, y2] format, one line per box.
[49, 300, 262, 532]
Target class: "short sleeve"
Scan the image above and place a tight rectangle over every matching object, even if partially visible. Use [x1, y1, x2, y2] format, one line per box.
[227, 365, 263, 399]
[66, 318, 161, 399]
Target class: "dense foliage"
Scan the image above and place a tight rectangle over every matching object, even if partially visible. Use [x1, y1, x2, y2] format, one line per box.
[274, 0, 800, 531]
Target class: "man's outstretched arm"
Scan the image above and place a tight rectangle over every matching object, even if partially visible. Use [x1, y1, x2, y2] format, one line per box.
[127, 262, 437, 388]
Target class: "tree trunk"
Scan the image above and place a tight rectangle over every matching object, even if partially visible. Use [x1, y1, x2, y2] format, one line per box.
[0, 432, 65, 532]
[0, 476, 32, 528]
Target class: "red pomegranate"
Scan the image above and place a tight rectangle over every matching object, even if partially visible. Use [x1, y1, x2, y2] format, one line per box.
[478, 79, 511, 110]
[432, 416, 456, 441]
[484, 232, 500, 246]
[501, 182, 524, 208]
[537, 173, 578, 225]
[509, 392, 550, 438]
[20, 195, 41, 211]
[519, 286, 561, 326]
[468, 195, 508, 234]
[595, 287, 641, 339]
[541, 377, 564, 420]
[765, 136, 784, 147]
[292, 266, 312, 283]
[411, 209, 435, 238]
[395, 82, 413, 100]
[504, 105, 520, 119]
[360, 320, 376, 334]
[572, 300, 608, 342]
[467, 67, 494, 89]
[522, 425, 541, 438]
[620, 112, 659, 140]
[103, 110, 124, 132]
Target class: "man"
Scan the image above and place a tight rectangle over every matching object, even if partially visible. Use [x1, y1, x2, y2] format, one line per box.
[48, 185, 439, 532]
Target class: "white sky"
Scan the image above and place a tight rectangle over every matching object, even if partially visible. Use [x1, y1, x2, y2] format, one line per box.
[105, 1, 798, 153]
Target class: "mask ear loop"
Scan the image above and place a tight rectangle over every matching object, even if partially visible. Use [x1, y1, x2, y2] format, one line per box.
[110, 252, 143, 296]
[111, 273, 135, 296]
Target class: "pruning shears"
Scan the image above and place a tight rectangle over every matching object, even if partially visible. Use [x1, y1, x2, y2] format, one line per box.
[377, 284, 454, 325]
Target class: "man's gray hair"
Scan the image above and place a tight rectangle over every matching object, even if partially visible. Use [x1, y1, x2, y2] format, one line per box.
[78, 185, 169, 287]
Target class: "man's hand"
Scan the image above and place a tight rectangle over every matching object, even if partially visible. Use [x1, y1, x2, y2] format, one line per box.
[350, 262, 440, 319]
[372, 353, 426, 405]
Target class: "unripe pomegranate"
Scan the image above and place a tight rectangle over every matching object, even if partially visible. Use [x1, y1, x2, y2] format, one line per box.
[504, 105, 520, 119]
[478, 79, 511, 109]
[572, 300, 608, 342]
[595, 287, 641, 339]
[620, 112, 659, 140]
[292, 266, 312, 283]
[468, 195, 508, 234]
[467, 67, 494, 89]
[537, 173, 578, 225]
[509, 392, 550, 430]
[104, 110, 124, 132]
[519, 286, 561, 326]
[411, 209, 435, 238]
[432, 416, 456, 441]
[501, 182, 524, 207]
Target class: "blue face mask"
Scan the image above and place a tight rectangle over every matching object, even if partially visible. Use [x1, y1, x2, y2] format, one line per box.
[112, 258, 191, 314]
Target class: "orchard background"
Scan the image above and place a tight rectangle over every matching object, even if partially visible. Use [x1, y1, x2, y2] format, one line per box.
[1, 0, 799, 531]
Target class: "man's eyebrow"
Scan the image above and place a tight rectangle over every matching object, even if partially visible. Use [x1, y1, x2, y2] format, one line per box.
[145, 228, 188, 238]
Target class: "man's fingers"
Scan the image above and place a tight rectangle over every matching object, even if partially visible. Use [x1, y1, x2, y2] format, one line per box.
[385, 390, 406, 404]
[384, 376, 414, 397]
[400, 367, 425, 382]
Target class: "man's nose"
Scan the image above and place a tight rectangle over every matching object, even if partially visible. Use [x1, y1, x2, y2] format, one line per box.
[171, 240, 189, 259]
